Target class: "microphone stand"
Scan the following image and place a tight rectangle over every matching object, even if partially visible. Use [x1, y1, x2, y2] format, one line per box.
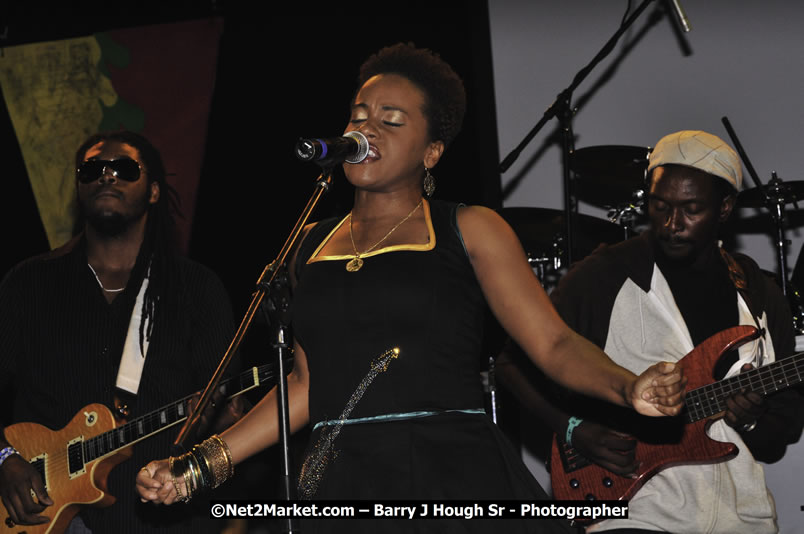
[499, 0, 661, 267]
[722, 116, 790, 295]
[175, 167, 334, 533]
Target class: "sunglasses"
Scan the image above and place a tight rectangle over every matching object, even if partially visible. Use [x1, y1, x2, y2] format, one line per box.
[77, 158, 142, 184]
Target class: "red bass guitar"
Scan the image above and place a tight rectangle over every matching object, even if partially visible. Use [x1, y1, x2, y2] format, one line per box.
[551, 325, 803, 508]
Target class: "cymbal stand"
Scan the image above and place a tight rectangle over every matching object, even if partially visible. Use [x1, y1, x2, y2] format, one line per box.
[757, 171, 792, 294]
[499, 0, 662, 268]
[722, 117, 791, 294]
[607, 189, 645, 240]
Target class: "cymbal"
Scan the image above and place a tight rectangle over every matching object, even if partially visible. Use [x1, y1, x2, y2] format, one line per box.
[570, 145, 651, 208]
[738, 181, 804, 208]
[498, 207, 626, 261]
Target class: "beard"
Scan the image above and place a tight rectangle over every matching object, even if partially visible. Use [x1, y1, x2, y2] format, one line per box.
[652, 231, 719, 271]
[85, 211, 130, 237]
[80, 188, 152, 237]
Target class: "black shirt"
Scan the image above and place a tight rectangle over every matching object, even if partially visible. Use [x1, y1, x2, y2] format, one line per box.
[654, 241, 739, 378]
[0, 236, 237, 533]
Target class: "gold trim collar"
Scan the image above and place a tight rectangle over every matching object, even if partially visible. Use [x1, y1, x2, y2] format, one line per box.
[307, 198, 436, 264]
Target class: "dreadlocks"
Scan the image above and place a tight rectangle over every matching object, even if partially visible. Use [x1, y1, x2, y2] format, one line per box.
[75, 131, 181, 353]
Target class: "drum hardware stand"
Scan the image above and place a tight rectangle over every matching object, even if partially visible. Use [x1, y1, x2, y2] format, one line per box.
[607, 189, 645, 240]
[525, 238, 564, 276]
[499, 0, 667, 268]
[526, 255, 554, 278]
[175, 167, 334, 534]
[525, 239, 565, 294]
[762, 171, 798, 294]
[549, 237, 564, 273]
[722, 117, 793, 296]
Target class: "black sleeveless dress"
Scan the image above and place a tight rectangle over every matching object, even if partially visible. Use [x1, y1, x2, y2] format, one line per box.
[291, 199, 574, 533]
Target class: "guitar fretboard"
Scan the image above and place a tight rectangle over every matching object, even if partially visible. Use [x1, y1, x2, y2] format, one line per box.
[82, 397, 189, 462]
[76, 363, 280, 464]
[684, 352, 804, 423]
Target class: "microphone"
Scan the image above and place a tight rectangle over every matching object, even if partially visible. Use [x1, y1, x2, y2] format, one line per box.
[295, 131, 369, 164]
[669, 0, 691, 32]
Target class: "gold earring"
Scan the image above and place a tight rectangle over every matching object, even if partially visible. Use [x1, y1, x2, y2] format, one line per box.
[423, 167, 436, 197]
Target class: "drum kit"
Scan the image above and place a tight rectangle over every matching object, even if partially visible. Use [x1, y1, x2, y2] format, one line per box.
[499, 144, 651, 289]
[498, 144, 804, 332]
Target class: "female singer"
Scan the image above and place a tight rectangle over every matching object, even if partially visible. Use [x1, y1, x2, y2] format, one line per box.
[137, 43, 683, 533]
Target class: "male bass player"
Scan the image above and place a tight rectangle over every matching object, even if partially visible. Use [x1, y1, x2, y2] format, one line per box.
[501, 130, 804, 533]
[0, 131, 242, 533]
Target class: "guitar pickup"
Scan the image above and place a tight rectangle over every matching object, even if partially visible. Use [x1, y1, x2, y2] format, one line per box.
[558, 441, 591, 473]
[67, 437, 86, 479]
[30, 454, 48, 492]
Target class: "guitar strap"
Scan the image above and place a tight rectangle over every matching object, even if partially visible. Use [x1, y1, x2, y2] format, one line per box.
[114, 272, 151, 397]
[720, 248, 764, 328]
[719, 247, 769, 375]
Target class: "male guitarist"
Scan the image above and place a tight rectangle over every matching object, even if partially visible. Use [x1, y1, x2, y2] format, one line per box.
[0, 131, 243, 533]
[499, 130, 804, 533]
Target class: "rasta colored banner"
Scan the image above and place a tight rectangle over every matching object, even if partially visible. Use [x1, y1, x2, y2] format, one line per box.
[0, 18, 222, 252]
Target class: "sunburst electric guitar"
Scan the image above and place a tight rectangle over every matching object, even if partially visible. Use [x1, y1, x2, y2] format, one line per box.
[551, 325, 804, 511]
[1, 363, 284, 534]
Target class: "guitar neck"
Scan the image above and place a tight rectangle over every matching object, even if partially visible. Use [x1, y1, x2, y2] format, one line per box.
[684, 351, 804, 423]
[80, 363, 281, 463]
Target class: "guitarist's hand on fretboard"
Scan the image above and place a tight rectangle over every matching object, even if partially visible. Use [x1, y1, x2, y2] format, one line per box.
[724, 364, 767, 431]
[186, 391, 245, 440]
[550, 326, 803, 506]
[0, 364, 276, 534]
[571, 421, 639, 478]
[0, 453, 52, 527]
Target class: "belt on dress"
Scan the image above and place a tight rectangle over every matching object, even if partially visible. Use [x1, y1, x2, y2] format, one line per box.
[312, 408, 486, 431]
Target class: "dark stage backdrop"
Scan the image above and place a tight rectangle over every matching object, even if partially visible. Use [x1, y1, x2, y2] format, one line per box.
[193, 2, 502, 319]
[0, 2, 501, 311]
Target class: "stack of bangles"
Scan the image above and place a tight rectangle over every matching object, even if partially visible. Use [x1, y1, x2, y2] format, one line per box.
[168, 435, 233, 502]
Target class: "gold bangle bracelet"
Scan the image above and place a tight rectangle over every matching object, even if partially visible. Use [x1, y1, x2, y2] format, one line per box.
[193, 444, 214, 490]
[185, 453, 197, 496]
[212, 435, 234, 478]
[169, 456, 185, 502]
[181, 456, 194, 502]
[197, 435, 233, 488]
[187, 451, 205, 495]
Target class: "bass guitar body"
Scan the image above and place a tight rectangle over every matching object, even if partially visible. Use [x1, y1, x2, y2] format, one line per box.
[551, 325, 762, 504]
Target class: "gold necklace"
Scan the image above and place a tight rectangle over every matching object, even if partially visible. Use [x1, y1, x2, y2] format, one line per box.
[346, 199, 423, 272]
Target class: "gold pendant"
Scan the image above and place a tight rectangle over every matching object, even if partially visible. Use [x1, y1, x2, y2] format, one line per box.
[346, 257, 363, 272]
